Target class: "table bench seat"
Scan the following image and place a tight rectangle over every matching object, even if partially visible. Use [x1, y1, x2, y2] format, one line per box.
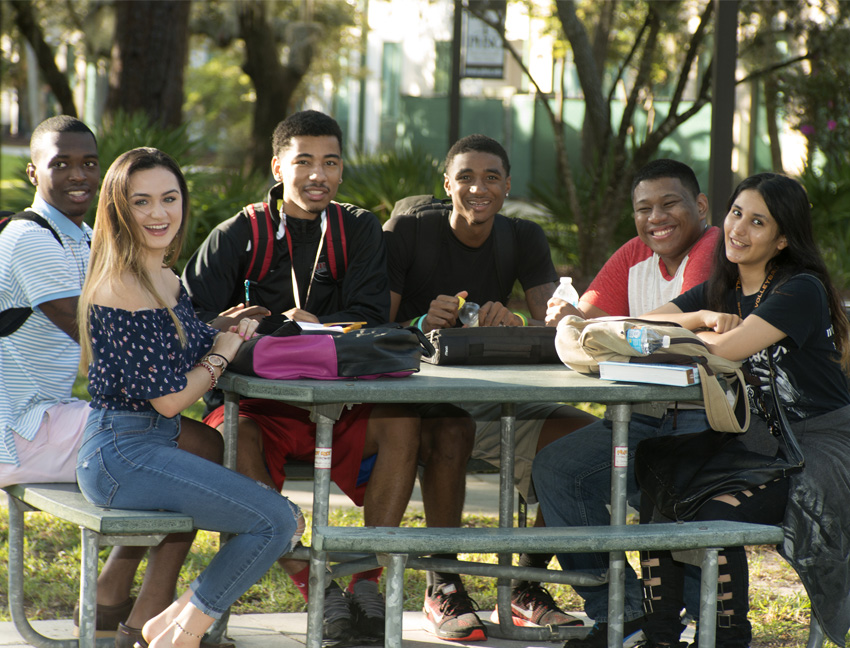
[314, 520, 785, 648]
[3, 483, 193, 648]
[313, 520, 785, 554]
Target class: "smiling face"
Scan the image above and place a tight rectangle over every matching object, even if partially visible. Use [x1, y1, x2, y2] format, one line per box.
[632, 177, 708, 275]
[724, 188, 787, 273]
[271, 135, 342, 220]
[128, 166, 183, 256]
[26, 131, 100, 224]
[444, 151, 510, 230]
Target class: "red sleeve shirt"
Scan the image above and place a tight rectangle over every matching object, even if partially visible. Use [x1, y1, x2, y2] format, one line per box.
[582, 226, 719, 317]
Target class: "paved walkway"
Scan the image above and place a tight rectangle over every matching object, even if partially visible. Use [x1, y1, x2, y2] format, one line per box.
[0, 612, 595, 647]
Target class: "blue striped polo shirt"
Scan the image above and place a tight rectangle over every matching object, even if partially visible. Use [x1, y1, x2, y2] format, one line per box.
[0, 195, 92, 465]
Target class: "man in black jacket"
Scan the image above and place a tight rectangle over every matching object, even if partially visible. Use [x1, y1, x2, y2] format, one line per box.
[183, 110, 422, 647]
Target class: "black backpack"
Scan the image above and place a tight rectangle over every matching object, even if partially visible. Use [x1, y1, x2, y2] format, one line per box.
[389, 195, 518, 301]
[0, 210, 64, 337]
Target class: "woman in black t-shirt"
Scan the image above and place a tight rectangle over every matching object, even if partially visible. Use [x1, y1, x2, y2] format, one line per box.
[638, 173, 850, 648]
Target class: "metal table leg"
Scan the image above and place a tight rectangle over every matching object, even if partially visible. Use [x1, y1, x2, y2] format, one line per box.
[607, 403, 632, 648]
[306, 405, 343, 648]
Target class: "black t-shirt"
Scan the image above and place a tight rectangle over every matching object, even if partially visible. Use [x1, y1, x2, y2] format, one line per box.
[383, 210, 557, 323]
[673, 274, 850, 421]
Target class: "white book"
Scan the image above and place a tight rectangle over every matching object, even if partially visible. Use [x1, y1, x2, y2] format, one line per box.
[598, 361, 700, 387]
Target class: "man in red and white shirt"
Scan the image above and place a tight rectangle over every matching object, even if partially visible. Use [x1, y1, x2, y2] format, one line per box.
[538, 159, 718, 648]
[547, 158, 718, 323]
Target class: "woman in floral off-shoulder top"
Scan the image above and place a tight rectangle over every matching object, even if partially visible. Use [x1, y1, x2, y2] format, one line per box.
[76, 148, 304, 648]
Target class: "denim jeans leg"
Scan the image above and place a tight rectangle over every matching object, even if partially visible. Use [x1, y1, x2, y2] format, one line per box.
[532, 409, 710, 623]
[77, 410, 299, 618]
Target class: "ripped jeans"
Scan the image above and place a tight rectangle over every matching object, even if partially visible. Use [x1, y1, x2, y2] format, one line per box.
[77, 408, 302, 619]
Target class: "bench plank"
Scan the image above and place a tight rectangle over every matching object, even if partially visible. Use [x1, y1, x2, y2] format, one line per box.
[4, 483, 193, 535]
[313, 520, 784, 554]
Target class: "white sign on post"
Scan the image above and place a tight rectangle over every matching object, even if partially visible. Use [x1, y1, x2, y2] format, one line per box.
[462, 1, 506, 79]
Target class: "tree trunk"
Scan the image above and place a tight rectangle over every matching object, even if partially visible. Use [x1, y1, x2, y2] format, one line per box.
[10, 0, 77, 117]
[238, 0, 316, 176]
[106, 0, 191, 128]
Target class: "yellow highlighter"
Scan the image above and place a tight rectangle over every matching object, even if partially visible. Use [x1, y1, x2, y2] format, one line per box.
[324, 322, 367, 333]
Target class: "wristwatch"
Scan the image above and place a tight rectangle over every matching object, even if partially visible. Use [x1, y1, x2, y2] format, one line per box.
[204, 354, 227, 370]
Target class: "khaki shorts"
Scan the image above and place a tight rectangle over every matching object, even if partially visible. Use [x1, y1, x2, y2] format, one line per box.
[0, 400, 90, 489]
[463, 402, 563, 504]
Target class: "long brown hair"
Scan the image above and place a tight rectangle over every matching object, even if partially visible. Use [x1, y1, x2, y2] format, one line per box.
[79, 148, 190, 365]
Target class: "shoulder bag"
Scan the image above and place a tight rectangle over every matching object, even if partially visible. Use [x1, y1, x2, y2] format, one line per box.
[555, 315, 750, 433]
[228, 321, 434, 380]
[634, 352, 805, 521]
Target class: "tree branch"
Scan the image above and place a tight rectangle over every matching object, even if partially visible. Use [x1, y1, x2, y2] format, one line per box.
[11, 0, 77, 116]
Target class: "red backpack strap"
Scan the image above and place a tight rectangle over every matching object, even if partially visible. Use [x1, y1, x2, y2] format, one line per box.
[244, 202, 275, 284]
[324, 202, 349, 281]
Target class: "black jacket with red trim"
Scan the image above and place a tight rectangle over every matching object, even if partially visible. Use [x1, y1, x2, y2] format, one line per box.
[182, 183, 390, 333]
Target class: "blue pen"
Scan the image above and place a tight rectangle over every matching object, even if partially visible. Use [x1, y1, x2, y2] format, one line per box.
[244, 279, 251, 306]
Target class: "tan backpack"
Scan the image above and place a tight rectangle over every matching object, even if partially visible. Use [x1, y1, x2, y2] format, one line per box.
[555, 316, 750, 433]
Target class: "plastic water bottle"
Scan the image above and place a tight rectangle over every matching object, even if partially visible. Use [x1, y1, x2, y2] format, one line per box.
[552, 277, 580, 307]
[457, 297, 480, 327]
[626, 327, 670, 355]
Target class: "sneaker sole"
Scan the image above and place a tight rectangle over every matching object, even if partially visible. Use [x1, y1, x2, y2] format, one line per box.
[489, 608, 585, 628]
[422, 625, 487, 642]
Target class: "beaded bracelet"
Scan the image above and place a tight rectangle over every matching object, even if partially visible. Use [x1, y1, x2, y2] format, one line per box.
[514, 312, 528, 326]
[194, 361, 217, 391]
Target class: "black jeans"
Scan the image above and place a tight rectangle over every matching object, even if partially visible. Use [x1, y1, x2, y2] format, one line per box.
[640, 478, 789, 647]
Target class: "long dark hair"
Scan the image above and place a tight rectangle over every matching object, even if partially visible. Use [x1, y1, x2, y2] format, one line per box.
[706, 173, 849, 369]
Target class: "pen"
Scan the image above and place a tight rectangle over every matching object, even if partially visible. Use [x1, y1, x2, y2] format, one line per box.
[244, 280, 251, 306]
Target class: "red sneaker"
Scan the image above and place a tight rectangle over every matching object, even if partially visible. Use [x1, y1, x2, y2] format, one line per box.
[490, 582, 584, 628]
[422, 583, 487, 641]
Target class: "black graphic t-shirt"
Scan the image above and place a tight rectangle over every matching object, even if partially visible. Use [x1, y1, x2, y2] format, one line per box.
[674, 274, 850, 421]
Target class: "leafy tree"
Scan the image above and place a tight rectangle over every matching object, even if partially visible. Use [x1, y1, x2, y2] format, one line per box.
[471, 0, 844, 282]
[191, 0, 357, 175]
[6, 0, 76, 117]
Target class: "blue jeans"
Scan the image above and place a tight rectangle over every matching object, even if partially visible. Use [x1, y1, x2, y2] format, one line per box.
[532, 408, 709, 623]
[77, 408, 300, 619]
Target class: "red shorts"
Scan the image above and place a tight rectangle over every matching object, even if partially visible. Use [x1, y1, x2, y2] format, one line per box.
[204, 399, 376, 506]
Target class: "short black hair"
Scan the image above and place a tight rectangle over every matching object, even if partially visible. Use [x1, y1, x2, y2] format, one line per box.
[631, 159, 700, 199]
[271, 110, 343, 157]
[444, 134, 510, 176]
[30, 115, 97, 156]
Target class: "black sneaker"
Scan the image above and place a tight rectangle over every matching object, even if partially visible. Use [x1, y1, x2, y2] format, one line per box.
[490, 582, 584, 627]
[349, 579, 385, 644]
[422, 583, 487, 641]
[322, 581, 356, 647]
[564, 616, 645, 647]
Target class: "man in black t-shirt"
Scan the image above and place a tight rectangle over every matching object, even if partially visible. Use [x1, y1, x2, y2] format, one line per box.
[383, 134, 596, 641]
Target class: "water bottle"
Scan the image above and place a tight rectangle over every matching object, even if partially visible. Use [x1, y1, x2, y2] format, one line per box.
[457, 297, 480, 327]
[552, 277, 580, 307]
[626, 326, 670, 355]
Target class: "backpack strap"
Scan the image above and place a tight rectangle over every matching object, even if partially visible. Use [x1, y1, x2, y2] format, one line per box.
[0, 211, 65, 337]
[325, 202, 349, 281]
[491, 215, 517, 302]
[0, 210, 63, 247]
[243, 202, 275, 284]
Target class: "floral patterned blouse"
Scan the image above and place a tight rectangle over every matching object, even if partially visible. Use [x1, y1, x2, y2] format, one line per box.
[87, 286, 217, 412]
